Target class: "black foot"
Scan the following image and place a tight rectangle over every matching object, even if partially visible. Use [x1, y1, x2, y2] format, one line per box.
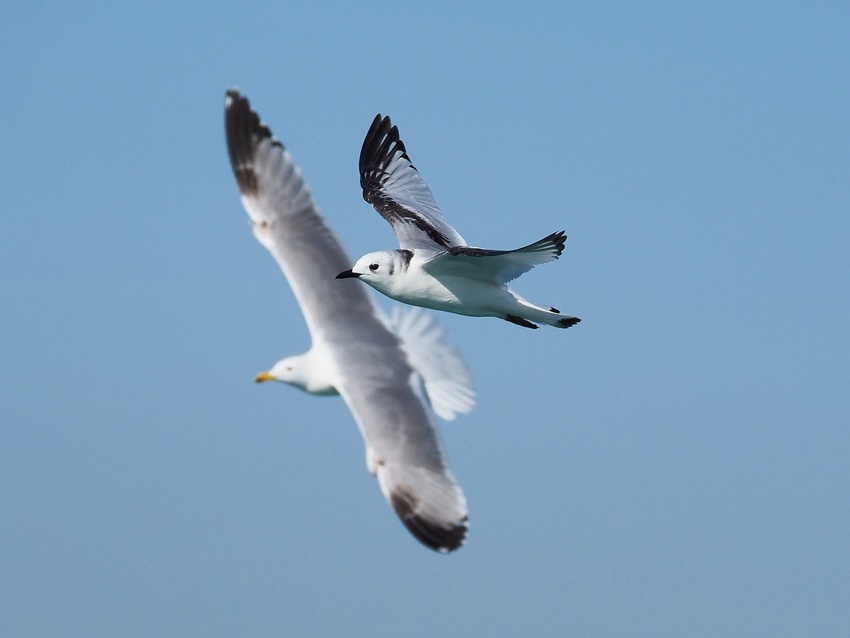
[506, 315, 539, 329]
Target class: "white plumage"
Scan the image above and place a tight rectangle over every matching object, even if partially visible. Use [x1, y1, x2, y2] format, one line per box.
[337, 114, 581, 330]
[225, 91, 474, 552]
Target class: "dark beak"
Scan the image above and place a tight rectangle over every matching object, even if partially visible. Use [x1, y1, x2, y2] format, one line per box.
[336, 269, 361, 279]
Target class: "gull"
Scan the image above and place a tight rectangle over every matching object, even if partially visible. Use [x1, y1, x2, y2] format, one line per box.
[337, 115, 581, 330]
[224, 91, 475, 553]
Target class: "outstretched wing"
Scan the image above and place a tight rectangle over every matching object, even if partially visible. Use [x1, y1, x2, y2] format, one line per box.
[424, 230, 567, 284]
[360, 114, 467, 252]
[332, 322, 469, 553]
[390, 306, 476, 421]
[225, 90, 377, 340]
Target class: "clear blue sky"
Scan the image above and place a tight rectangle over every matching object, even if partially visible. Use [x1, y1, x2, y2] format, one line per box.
[3, 2, 849, 636]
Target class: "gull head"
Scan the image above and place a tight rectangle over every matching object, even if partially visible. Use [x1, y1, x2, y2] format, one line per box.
[254, 355, 338, 396]
[336, 250, 408, 294]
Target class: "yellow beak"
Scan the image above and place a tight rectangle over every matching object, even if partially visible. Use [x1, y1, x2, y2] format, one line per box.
[255, 371, 275, 383]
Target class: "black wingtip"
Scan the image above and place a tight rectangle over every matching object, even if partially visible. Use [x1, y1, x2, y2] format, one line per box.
[359, 113, 413, 190]
[558, 317, 581, 329]
[546, 230, 567, 257]
[390, 489, 468, 554]
[224, 89, 281, 195]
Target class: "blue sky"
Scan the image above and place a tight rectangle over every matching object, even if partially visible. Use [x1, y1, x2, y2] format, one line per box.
[2, 1, 849, 636]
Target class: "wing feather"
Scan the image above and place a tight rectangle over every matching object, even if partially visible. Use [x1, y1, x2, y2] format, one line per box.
[334, 347, 469, 553]
[424, 230, 567, 283]
[360, 114, 466, 252]
[389, 306, 476, 421]
[225, 90, 377, 341]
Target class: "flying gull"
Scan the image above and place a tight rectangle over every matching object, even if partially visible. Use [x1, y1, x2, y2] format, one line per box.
[224, 91, 475, 552]
[337, 115, 581, 330]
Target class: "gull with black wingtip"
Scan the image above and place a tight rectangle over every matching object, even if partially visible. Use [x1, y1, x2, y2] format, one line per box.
[225, 91, 475, 553]
[337, 114, 581, 330]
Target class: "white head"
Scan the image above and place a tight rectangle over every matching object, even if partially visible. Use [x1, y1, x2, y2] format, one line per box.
[254, 354, 337, 396]
[336, 250, 412, 295]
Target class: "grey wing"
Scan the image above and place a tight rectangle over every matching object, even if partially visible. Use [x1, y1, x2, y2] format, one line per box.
[334, 338, 468, 553]
[225, 91, 378, 337]
[424, 230, 567, 284]
[360, 114, 467, 252]
[227, 92, 468, 552]
[389, 306, 476, 421]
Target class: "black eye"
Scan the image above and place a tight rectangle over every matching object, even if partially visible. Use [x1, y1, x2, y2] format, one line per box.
[369, 263, 379, 272]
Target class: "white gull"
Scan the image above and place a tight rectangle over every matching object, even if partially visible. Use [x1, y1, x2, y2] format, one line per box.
[224, 91, 475, 552]
[337, 115, 581, 330]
